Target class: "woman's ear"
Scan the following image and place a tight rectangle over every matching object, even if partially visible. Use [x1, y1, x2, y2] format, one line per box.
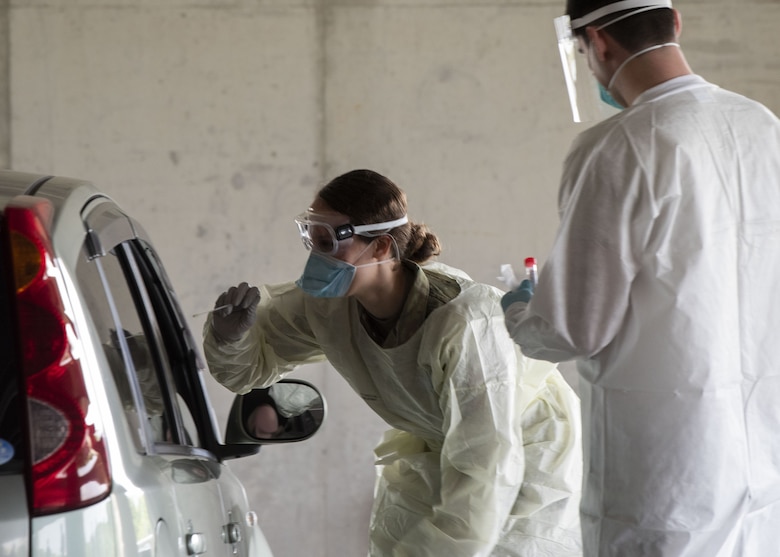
[372, 235, 394, 259]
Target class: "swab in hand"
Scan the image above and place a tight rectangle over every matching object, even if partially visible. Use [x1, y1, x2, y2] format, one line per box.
[191, 304, 231, 318]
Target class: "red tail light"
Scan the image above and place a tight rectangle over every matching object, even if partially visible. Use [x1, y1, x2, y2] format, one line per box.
[6, 196, 111, 515]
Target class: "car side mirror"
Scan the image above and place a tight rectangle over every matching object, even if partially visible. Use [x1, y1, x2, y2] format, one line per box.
[224, 379, 326, 445]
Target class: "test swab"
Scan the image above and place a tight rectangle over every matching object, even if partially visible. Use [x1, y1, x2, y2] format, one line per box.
[191, 304, 231, 318]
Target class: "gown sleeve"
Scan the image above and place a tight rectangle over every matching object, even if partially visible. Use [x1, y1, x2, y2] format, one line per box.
[202, 282, 327, 394]
[505, 125, 644, 362]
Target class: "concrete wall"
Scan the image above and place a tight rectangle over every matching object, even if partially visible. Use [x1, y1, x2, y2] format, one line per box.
[4, 1, 779, 555]
[0, 0, 8, 168]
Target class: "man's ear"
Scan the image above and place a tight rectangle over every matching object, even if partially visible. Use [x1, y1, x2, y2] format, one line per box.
[585, 25, 610, 62]
[672, 8, 683, 38]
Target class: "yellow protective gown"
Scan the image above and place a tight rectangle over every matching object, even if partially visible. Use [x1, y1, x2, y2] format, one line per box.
[505, 75, 780, 556]
[204, 262, 582, 556]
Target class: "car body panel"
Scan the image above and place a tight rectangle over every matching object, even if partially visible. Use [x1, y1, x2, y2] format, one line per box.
[0, 476, 28, 557]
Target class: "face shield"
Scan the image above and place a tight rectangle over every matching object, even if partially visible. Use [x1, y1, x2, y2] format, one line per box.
[294, 211, 408, 255]
[554, 0, 673, 123]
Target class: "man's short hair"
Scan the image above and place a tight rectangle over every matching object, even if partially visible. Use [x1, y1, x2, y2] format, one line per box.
[566, 0, 676, 50]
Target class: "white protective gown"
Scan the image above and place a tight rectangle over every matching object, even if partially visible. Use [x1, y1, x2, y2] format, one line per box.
[205, 262, 582, 556]
[504, 75, 780, 556]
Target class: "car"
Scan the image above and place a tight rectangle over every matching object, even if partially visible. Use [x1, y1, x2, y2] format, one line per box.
[0, 170, 326, 556]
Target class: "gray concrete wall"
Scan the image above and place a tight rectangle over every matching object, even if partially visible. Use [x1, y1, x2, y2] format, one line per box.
[5, 1, 779, 555]
[0, 0, 8, 168]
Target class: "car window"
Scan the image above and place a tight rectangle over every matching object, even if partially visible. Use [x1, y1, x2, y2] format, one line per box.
[76, 244, 180, 450]
[78, 237, 210, 453]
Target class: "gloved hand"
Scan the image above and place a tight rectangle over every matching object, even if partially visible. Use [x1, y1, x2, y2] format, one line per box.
[500, 279, 534, 312]
[212, 282, 261, 343]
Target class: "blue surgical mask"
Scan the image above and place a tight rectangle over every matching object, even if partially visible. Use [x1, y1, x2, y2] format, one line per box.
[296, 245, 394, 298]
[599, 83, 624, 109]
[296, 252, 359, 298]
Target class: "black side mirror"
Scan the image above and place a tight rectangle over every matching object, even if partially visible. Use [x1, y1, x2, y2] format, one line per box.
[224, 379, 326, 445]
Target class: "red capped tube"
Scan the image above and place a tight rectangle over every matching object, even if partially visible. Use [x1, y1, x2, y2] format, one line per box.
[524, 257, 538, 287]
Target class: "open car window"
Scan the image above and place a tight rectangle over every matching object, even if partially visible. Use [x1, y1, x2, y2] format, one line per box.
[76, 238, 205, 454]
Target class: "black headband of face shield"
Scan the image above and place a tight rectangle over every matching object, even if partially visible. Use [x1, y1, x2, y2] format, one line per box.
[334, 223, 358, 241]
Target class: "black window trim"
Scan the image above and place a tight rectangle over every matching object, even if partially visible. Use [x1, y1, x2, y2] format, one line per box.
[115, 242, 207, 457]
[129, 239, 260, 460]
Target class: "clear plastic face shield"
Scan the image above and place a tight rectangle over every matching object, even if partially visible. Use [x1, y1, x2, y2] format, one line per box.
[554, 0, 673, 123]
[294, 210, 408, 256]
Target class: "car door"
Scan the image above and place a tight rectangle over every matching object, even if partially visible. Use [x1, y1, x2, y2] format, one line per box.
[77, 198, 251, 557]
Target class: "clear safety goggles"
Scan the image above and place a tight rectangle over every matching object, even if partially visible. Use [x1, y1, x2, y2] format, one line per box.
[554, 0, 673, 123]
[294, 211, 408, 255]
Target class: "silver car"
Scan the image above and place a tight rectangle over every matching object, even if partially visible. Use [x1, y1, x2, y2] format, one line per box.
[0, 170, 325, 556]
